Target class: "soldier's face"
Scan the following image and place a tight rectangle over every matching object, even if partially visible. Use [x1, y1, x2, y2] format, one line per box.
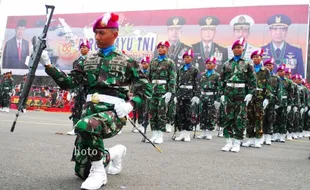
[265, 64, 274, 71]
[233, 28, 250, 39]
[16, 26, 25, 39]
[80, 46, 89, 56]
[201, 28, 216, 42]
[232, 45, 244, 56]
[296, 79, 302, 84]
[183, 55, 192, 64]
[95, 29, 118, 48]
[285, 73, 292, 79]
[141, 62, 149, 69]
[157, 45, 168, 55]
[252, 55, 262, 65]
[269, 26, 287, 43]
[206, 62, 215, 70]
[167, 27, 182, 42]
[277, 70, 285, 77]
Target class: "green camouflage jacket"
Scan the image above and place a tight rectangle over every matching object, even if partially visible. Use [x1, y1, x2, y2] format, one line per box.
[197, 70, 221, 103]
[253, 66, 272, 101]
[1, 77, 14, 93]
[45, 49, 152, 109]
[176, 64, 199, 100]
[149, 57, 176, 95]
[220, 58, 256, 98]
[278, 77, 294, 107]
[268, 72, 281, 105]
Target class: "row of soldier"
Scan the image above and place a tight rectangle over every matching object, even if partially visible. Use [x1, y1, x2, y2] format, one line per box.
[68, 36, 310, 153]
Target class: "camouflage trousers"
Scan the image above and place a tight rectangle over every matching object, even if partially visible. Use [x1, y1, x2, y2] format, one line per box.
[149, 95, 168, 132]
[0, 91, 11, 107]
[166, 100, 176, 125]
[137, 101, 149, 127]
[200, 100, 216, 131]
[262, 103, 276, 135]
[223, 97, 247, 140]
[175, 99, 192, 131]
[72, 102, 124, 179]
[217, 104, 226, 128]
[298, 110, 304, 132]
[246, 99, 264, 138]
[304, 110, 310, 131]
[274, 107, 287, 134]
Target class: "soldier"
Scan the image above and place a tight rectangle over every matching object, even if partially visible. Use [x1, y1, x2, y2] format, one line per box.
[272, 65, 294, 142]
[192, 16, 228, 72]
[242, 49, 271, 148]
[228, 15, 260, 61]
[132, 56, 150, 134]
[263, 58, 281, 145]
[304, 83, 310, 137]
[40, 13, 152, 190]
[220, 37, 257, 153]
[149, 40, 176, 144]
[0, 71, 14, 112]
[67, 39, 90, 135]
[173, 50, 199, 141]
[196, 56, 221, 140]
[262, 14, 304, 77]
[0, 73, 5, 111]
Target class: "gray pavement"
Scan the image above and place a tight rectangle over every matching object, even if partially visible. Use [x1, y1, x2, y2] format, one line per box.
[0, 110, 310, 190]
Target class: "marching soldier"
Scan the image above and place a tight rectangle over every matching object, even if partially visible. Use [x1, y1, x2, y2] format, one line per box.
[67, 39, 89, 135]
[149, 40, 176, 144]
[196, 56, 221, 140]
[263, 58, 281, 145]
[304, 83, 310, 137]
[40, 13, 152, 190]
[220, 37, 257, 153]
[173, 50, 199, 142]
[0, 71, 14, 112]
[242, 49, 271, 148]
[272, 65, 294, 142]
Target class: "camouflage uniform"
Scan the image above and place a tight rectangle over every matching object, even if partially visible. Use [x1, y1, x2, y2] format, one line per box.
[304, 87, 310, 133]
[45, 49, 152, 179]
[149, 57, 176, 132]
[288, 82, 301, 135]
[246, 66, 272, 139]
[263, 72, 281, 135]
[137, 69, 150, 129]
[297, 84, 306, 135]
[0, 76, 14, 108]
[175, 64, 199, 132]
[274, 77, 294, 138]
[197, 70, 220, 131]
[220, 58, 256, 140]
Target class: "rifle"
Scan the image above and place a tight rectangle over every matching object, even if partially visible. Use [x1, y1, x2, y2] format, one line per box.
[11, 5, 55, 132]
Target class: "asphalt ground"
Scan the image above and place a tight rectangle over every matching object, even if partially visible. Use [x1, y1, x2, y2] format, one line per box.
[1, 110, 310, 190]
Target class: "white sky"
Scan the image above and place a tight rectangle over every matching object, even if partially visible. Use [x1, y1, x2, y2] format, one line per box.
[0, 0, 309, 48]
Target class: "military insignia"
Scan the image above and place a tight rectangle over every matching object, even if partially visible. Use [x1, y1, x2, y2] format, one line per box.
[173, 17, 179, 25]
[238, 16, 246, 23]
[275, 16, 281, 23]
[284, 52, 297, 69]
[206, 17, 212, 25]
[91, 93, 100, 104]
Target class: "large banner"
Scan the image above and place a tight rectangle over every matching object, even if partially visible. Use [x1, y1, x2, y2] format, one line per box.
[1, 5, 309, 78]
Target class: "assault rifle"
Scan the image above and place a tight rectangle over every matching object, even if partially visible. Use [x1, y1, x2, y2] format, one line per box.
[11, 5, 55, 132]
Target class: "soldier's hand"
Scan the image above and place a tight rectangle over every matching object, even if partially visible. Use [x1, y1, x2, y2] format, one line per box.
[190, 96, 200, 106]
[263, 99, 269, 109]
[300, 108, 305, 115]
[115, 102, 134, 118]
[308, 110, 310, 116]
[40, 50, 51, 66]
[174, 97, 177, 104]
[214, 101, 221, 110]
[162, 92, 172, 104]
[220, 95, 225, 104]
[293, 106, 298, 113]
[287, 106, 292, 112]
[244, 94, 253, 106]
[275, 105, 280, 109]
[305, 107, 308, 112]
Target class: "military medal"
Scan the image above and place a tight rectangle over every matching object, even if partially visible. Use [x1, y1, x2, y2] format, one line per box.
[270, 42, 286, 65]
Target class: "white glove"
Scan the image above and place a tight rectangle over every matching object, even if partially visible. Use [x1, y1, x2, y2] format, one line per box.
[9, 92, 12, 96]
[174, 97, 177, 104]
[244, 94, 253, 106]
[115, 102, 133, 118]
[162, 92, 172, 104]
[40, 50, 51, 66]
[300, 108, 305, 115]
[214, 101, 221, 110]
[293, 106, 298, 113]
[263, 99, 269, 109]
[308, 110, 310, 116]
[287, 106, 291, 112]
[220, 95, 225, 104]
[305, 107, 308, 112]
[275, 105, 280, 109]
[191, 96, 200, 105]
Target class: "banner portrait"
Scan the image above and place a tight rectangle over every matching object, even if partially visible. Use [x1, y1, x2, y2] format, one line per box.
[1, 5, 309, 78]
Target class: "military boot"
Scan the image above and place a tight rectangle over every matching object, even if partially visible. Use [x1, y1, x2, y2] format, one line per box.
[107, 144, 127, 175]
